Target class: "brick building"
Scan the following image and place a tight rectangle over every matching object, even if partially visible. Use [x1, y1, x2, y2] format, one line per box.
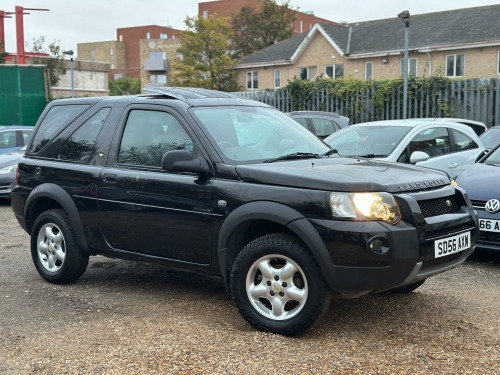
[198, 0, 339, 34]
[139, 39, 182, 91]
[77, 25, 183, 81]
[235, 5, 500, 91]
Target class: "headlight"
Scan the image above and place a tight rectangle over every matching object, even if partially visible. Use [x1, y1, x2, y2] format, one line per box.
[0, 164, 17, 174]
[451, 179, 458, 187]
[330, 192, 401, 225]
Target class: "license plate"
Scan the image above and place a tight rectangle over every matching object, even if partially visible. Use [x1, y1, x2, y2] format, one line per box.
[434, 231, 470, 258]
[479, 219, 500, 233]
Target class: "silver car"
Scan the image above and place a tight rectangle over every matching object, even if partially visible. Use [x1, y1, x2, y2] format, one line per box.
[324, 119, 485, 178]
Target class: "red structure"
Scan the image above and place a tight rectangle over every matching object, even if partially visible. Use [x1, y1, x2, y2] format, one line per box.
[0, 10, 14, 53]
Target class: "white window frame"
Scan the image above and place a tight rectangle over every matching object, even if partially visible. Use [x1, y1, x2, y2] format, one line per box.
[274, 69, 281, 88]
[400, 58, 418, 77]
[146, 32, 151, 39]
[246, 71, 258, 90]
[160, 33, 168, 39]
[324, 64, 344, 79]
[446, 54, 465, 77]
[497, 50, 500, 75]
[365, 61, 373, 80]
[203, 10, 208, 19]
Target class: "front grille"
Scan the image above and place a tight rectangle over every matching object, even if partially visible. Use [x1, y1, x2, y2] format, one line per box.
[0, 184, 11, 190]
[417, 196, 459, 217]
[421, 252, 461, 270]
[470, 200, 486, 208]
[479, 231, 500, 244]
[425, 223, 473, 241]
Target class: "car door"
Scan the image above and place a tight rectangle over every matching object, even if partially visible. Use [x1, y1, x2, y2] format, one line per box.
[402, 126, 459, 177]
[449, 128, 484, 176]
[98, 106, 213, 264]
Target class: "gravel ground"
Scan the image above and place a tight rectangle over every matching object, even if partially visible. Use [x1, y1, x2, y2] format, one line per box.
[0, 200, 499, 375]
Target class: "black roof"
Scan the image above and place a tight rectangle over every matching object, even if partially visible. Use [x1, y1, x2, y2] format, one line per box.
[237, 5, 500, 65]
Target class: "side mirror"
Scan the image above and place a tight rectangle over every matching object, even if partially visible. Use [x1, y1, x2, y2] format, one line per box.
[161, 150, 209, 175]
[410, 151, 430, 164]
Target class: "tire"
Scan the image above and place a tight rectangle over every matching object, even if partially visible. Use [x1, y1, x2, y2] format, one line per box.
[230, 233, 330, 335]
[385, 279, 426, 294]
[31, 209, 89, 284]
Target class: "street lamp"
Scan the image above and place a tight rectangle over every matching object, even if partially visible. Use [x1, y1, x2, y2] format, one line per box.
[398, 10, 410, 119]
[63, 50, 74, 98]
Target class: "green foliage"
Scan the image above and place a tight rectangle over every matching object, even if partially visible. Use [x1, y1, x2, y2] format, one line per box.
[283, 75, 456, 123]
[231, 0, 296, 58]
[27, 37, 66, 86]
[171, 15, 238, 92]
[108, 76, 141, 96]
[0, 41, 7, 64]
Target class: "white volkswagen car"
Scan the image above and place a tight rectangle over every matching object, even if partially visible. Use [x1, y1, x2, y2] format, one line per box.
[324, 119, 485, 178]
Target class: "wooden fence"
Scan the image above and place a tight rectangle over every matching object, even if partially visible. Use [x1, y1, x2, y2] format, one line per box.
[233, 78, 500, 127]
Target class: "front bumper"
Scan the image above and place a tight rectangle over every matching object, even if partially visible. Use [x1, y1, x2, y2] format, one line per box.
[0, 173, 15, 198]
[309, 186, 478, 298]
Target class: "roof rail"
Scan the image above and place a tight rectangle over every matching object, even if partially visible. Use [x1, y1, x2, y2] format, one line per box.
[143, 85, 246, 103]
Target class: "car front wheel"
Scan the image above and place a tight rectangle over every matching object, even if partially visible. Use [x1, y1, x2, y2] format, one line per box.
[230, 234, 330, 335]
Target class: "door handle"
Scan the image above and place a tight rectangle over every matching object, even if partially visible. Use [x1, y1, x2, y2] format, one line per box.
[103, 173, 117, 184]
[449, 163, 458, 169]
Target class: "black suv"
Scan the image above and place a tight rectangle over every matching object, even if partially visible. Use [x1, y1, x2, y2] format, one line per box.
[12, 87, 478, 335]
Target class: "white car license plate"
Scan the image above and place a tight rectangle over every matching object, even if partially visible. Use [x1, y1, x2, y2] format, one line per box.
[434, 231, 470, 258]
[479, 219, 500, 233]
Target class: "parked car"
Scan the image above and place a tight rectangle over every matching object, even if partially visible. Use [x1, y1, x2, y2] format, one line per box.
[479, 125, 500, 149]
[11, 87, 478, 335]
[287, 111, 349, 139]
[456, 144, 500, 253]
[324, 119, 485, 178]
[0, 126, 33, 154]
[0, 146, 25, 199]
[429, 118, 487, 136]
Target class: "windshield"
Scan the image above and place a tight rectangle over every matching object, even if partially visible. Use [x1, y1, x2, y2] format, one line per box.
[483, 145, 500, 166]
[190, 106, 330, 163]
[480, 128, 500, 149]
[324, 125, 411, 157]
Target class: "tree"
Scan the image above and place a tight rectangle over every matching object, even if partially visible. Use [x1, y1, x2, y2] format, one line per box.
[27, 37, 66, 86]
[171, 15, 238, 91]
[0, 41, 7, 64]
[108, 76, 141, 96]
[231, 0, 296, 58]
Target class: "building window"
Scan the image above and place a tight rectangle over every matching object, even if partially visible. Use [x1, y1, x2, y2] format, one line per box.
[446, 54, 464, 77]
[325, 64, 344, 79]
[110, 48, 114, 61]
[172, 35, 175, 40]
[298, 67, 308, 80]
[177, 52, 183, 60]
[114, 73, 125, 80]
[150, 74, 167, 85]
[274, 69, 281, 88]
[160, 33, 168, 39]
[365, 62, 373, 80]
[146, 32, 151, 39]
[400, 58, 417, 77]
[149, 51, 166, 60]
[90, 50, 95, 61]
[119, 35, 123, 42]
[203, 10, 208, 19]
[246, 71, 258, 90]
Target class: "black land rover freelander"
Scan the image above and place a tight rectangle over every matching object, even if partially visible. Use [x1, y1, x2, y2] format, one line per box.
[12, 87, 478, 335]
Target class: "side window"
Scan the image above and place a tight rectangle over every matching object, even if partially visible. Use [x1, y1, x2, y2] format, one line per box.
[0, 130, 17, 149]
[31, 105, 89, 153]
[21, 130, 32, 145]
[311, 118, 337, 137]
[452, 129, 478, 151]
[408, 127, 450, 158]
[118, 110, 193, 168]
[59, 108, 111, 162]
[293, 118, 308, 128]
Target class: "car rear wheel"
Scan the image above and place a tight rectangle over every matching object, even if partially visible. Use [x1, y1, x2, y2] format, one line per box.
[230, 234, 330, 335]
[31, 209, 89, 284]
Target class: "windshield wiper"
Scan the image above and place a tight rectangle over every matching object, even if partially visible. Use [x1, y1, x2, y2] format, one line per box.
[264, 152, 319, 163]
[354, 154, 386, 158]
[318, 149, 339, 158]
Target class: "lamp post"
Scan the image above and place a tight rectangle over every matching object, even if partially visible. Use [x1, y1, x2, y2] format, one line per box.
[398, 10, 410, 119]
[63, 50, 74, 98]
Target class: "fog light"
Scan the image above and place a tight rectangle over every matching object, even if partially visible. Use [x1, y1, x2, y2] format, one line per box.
[367, 236, 390, 254]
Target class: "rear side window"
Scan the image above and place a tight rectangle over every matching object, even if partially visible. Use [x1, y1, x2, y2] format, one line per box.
[58, 108, 111, 162]
[293, 118, 308, 128]
[452, 129, 478, 151]
[0, 130, 17, 150]
[118, 110, 193, 168]
[311, 118, 339, 137]
[21, 130, 32, 144]
[31, 105, 89, 153]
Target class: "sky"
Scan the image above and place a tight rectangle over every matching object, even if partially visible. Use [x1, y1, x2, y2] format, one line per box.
[1, 0, 499, 57]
